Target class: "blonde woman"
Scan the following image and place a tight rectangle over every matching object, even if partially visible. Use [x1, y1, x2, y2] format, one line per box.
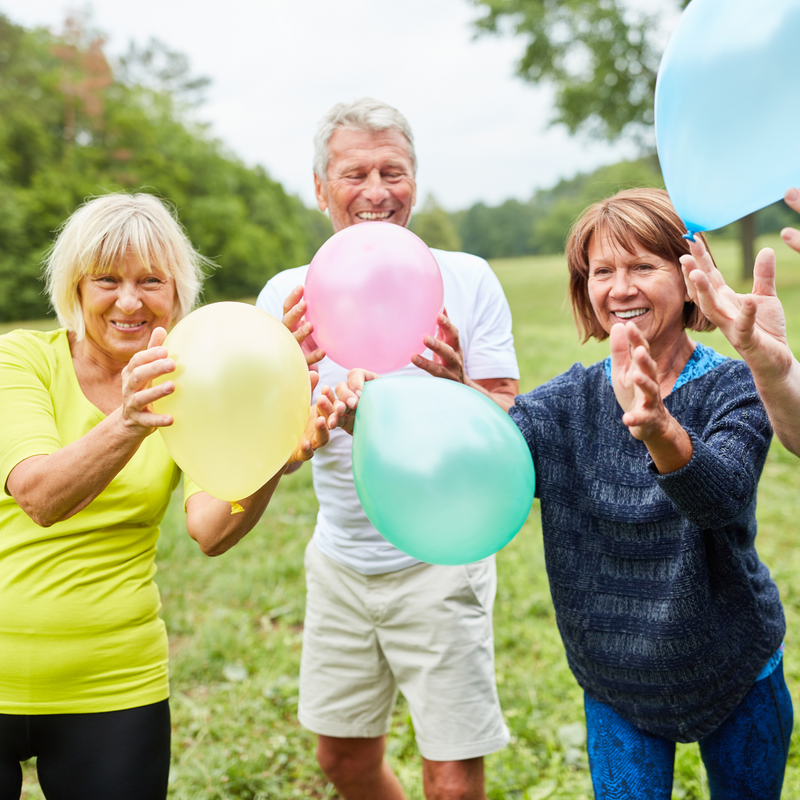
[0, 193, 331, 800]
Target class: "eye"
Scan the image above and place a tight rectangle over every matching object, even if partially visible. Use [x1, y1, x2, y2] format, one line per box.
[635, 263, 654, 272]
[590, 267, 612, 278]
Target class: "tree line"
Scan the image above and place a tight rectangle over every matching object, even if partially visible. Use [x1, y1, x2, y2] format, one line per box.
[411, 158, 799, 262]
[0, 13, 331, 322]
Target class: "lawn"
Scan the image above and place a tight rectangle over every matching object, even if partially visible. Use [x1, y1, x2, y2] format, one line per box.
[15, 233, 800, 799]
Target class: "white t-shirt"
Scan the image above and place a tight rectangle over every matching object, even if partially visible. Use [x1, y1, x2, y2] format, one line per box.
[256, 248, 519, 575]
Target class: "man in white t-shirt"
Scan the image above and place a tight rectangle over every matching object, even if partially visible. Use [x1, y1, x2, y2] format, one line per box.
[256, 98, 519, 800]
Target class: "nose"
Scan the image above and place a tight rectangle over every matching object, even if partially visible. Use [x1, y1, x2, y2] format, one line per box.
[609, 269, 637, 299]
[116, 281, 143, 313]
[361, 169, 390, 204]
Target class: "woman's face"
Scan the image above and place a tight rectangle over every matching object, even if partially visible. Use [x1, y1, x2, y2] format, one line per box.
[78, 250, 176, 364]
[587, 230, 689, 351]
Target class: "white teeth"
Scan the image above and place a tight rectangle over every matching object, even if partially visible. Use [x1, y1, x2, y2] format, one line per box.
[113, 322, 144, 328]
[615, 309, 647, 319]
[357, 211, 391, 220]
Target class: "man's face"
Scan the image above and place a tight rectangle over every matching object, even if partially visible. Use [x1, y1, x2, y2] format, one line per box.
[314, 127, 416, 232]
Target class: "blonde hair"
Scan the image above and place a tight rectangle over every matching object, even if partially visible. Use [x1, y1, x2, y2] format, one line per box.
[44, 193, 210, 340]
[566, 187, 716, 343]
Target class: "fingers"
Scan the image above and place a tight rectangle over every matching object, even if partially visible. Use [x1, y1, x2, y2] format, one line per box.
[609, 322, 632, 367]
[282, 285, 305, 320]
[733, 295, 758, 336]
[780, 189, 800, 254]
[785, 187, 800, 214]
[148, 327, 168, 349]
[751, 248, 778, 298]
[309, 372, 319, 393]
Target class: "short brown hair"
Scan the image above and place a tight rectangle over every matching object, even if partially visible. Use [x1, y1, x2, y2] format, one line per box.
[566, 187, 716, 343]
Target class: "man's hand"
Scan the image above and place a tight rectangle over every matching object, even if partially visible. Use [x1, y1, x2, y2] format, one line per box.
[282, 285, 325, 369]
[412, 309, 519, 411]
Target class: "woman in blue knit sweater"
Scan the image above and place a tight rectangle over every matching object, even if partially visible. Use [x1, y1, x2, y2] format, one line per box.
[507, 188, 791, 799]
[335, 187, 792, 797]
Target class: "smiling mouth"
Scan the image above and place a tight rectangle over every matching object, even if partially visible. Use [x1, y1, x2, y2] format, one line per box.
[356, 210, 394, 221]
[111, 321, 147, 330]
[612, 308, 648, 320]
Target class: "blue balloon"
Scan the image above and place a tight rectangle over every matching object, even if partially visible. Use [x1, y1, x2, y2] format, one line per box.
[655, 0, 800, 234]
[351, 376, 535, 565]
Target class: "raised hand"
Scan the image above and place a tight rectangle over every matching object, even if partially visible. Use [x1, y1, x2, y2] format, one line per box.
[333, 369, 382, 435]
[780, 187, 800, 253]
[288, 385, 339, 463]
[609, 322, 693, 472]
[120, 327, 176, 434]
[282, 285, 325, 369]
[681, 239, 792, 385]
[412, 308, 467, 384]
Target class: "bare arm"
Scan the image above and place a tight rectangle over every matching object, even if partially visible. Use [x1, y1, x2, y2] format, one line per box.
[6, 329, 176, 527]
[411, 310, 519, 411]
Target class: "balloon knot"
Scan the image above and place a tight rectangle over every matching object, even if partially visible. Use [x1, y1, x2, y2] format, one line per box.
[230, 502, 244, 515]
[682, 230, 697, 242]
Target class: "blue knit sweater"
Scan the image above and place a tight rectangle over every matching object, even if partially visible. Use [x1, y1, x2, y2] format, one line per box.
[509, 355, 785, 743]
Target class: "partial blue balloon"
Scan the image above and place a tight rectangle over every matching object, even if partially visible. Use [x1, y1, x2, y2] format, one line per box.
[351, 376, 535, 565]
[655, 0, 800, 234]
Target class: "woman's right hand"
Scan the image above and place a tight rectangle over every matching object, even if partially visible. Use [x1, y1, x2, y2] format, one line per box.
[120, 327, 176, 435]
[333, 369, 381, 435]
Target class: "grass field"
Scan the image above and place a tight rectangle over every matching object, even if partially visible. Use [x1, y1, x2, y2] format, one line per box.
[15, 234, 800, 799]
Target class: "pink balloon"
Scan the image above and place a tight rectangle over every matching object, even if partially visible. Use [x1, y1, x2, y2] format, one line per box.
[304, 222, 444, 373]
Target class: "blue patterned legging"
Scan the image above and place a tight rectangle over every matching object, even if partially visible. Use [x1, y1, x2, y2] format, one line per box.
[585, 662, 793, 800]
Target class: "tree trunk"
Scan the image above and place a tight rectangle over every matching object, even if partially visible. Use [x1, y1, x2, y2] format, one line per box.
[739, 211, 756, 281]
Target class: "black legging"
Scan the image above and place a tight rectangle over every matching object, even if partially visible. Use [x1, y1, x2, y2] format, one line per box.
[0, 699, 170, 800]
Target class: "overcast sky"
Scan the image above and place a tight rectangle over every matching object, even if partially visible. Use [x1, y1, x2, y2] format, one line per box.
[8, 0, 647, 211]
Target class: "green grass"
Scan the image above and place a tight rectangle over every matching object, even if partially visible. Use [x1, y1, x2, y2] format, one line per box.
[19, 234, 800, 798]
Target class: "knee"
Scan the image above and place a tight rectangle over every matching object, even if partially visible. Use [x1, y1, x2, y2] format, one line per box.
[316, 737, 384, 785]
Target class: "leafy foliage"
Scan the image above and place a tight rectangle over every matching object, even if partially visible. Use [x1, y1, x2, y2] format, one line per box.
[472, 0, 689, 143]
[409, 193, 462, 251]
[0, 12, 330, 322]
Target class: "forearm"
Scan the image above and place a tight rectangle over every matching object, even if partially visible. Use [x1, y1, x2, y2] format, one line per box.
[186, 467, 287, 557]
[7, 408, 148, 527]
[643, 417, 694, 475]
[471, 377, 519, 412]
[750, 358, 800, 456]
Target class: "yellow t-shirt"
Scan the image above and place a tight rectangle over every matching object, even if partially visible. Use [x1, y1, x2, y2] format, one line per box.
[0, 328, 193, 714]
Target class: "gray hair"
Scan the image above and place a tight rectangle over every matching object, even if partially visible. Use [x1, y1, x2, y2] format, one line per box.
[313, 97, 417, 180]
[44, 192, 211, 340]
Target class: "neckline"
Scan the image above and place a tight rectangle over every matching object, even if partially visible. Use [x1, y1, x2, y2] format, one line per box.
[59, 329, 109, 421]
[603, 342, 726, 395]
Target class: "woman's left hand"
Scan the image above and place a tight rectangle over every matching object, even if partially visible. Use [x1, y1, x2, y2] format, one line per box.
[610, 322, 693, 473]
[287, 385, 341, 463]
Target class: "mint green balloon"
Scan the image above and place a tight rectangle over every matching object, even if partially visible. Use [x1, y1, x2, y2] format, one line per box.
[352, 376, 535, 565]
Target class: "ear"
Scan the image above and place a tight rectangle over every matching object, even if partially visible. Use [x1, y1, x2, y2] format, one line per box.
[314, 173, 328, 213]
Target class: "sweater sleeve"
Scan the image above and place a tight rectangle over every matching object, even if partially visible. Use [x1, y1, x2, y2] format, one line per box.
[651, 365, 772, 528]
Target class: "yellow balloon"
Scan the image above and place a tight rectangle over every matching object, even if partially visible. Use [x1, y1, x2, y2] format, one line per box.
[152, 302, 310, 501]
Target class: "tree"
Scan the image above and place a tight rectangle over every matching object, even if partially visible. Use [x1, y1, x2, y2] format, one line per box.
[410, 194, 462, 251]
[472, 0, 759, 279]
[0, 12, 324, 322]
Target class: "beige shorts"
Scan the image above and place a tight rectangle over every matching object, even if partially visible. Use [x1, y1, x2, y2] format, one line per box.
[298, 540, 510, 761]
